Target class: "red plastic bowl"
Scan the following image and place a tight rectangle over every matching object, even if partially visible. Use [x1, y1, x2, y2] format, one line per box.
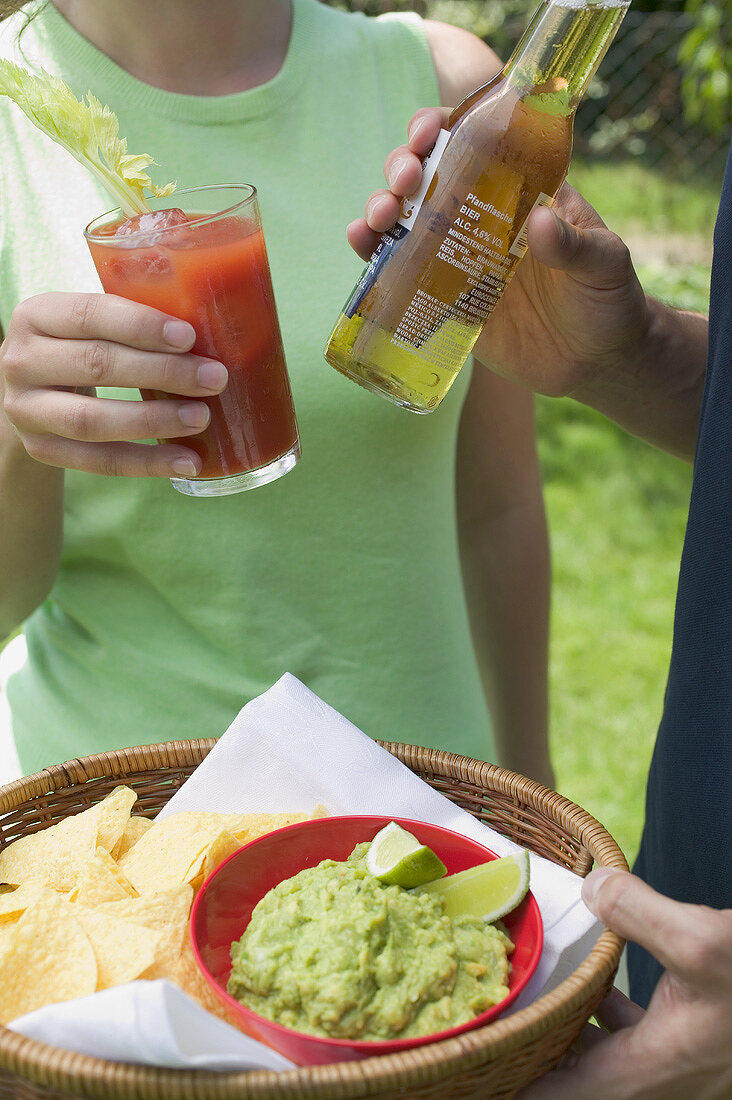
[190, 815, 543, 1065]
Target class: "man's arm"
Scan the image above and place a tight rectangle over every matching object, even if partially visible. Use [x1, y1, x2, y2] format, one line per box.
[526, 206, 709, 461]
[456, 366, 552, 785]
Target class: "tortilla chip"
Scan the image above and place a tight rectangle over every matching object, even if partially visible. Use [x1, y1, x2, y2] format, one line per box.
[0, 914, 19, 956]
[0, 799, 327, 1021]
[97, 883, 193, 929]
[188, 829, 242, 893]
[118, 813, 224, 894]
[94, 787, 139, 854]
[119, 809, 319, 896]
[112, 815, 154, 861]
[226, 810, 312, 844]
[99, 885, 194, 980]
[68, 847, 138, 906]
[0, 881, 46, 923]
[0, 786, 136, 892]
[0, 891, 97, 1024]
[74, 907, 160, 989]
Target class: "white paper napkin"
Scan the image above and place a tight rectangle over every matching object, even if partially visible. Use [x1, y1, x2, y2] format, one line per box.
[10, 674, 600, 1069]
[10, 982, 295, 1071]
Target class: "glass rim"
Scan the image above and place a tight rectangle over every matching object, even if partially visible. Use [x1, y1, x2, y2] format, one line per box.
[83, 183, 257, 243]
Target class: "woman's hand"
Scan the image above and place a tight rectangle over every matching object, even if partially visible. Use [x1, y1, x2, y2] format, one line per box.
[0, 291, 229, 478]
[348, 107, 651, 401]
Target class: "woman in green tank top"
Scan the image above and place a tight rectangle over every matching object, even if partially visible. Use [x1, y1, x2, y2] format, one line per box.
[0, 0, 552, 786]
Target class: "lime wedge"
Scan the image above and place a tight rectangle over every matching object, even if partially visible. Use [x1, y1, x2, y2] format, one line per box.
[366, 822, 447, 888]
[415, 849, 530, 922]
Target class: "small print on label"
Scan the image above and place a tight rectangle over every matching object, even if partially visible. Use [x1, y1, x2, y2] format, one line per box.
[509, 192, 555, 258]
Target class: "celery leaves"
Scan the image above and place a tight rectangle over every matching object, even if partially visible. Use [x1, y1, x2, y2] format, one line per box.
[0, 61, 175, 217]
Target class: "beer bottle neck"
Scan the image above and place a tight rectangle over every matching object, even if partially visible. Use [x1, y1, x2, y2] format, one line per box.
[502, 0, 629, 107]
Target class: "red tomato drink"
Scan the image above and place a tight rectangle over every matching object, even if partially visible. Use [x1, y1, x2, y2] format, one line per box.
[85, 185, 300, 497]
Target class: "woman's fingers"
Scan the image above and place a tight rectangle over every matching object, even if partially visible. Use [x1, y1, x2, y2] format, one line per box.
[13, 292, 197, 353]
[21, 435, 202, 479]
[383, 144, 423, 197]
[381, 108, 449, 195]
[346, 191, 401, 261]
[407, 107, 450, 154]
[365, 189, 401, 233]
[8, 388, 211, 443]
[0, 292, 218, 478]
[347, 107, 450, 262]
[346, 219, 380, 262]
[3, 334, 228, 396]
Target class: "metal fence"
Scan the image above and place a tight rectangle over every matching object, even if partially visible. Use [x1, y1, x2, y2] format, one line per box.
[327, 2, 730, 180]
[571, 10, 728, 176]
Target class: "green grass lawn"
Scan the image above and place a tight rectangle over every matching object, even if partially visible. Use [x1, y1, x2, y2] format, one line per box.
[568, 158, 722, 238]
[634, 260, 712, 314]
[538, 398, 692, 865]
[543, 157, 715, 865]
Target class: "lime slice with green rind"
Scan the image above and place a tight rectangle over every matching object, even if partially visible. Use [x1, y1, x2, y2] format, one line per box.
[366, 822, 447, 888]
[415, 849, 530, 922]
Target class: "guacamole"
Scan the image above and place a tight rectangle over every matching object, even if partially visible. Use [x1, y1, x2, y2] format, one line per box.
[227, 843, 513, 1041]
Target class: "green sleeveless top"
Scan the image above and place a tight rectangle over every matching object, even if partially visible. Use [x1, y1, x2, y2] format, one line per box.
[0, 0, 493, 775]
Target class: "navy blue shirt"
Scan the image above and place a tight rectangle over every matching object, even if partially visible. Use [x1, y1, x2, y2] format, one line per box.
[629, 145, 732, 1006]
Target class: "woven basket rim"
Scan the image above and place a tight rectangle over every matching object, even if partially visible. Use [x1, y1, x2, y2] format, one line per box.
[0, 738, 628, 1099]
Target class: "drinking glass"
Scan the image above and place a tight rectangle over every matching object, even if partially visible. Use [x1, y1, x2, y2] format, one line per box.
[85, 184, 300, 497]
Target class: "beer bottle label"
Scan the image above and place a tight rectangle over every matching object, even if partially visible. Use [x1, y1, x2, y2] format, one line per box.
[509, 192, 555, 257]
[396, 128, 452, 229]
[344, 129, 452, 319]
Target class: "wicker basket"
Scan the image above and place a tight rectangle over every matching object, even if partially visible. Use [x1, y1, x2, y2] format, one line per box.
[0, 739, 627, 1100]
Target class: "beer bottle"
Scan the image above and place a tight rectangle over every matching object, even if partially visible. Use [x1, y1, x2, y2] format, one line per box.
[325, 0, 630, 413]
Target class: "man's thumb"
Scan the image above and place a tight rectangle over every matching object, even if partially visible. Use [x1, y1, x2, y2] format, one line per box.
[582, 868, 712, 984]
[527, 207, 633, 290]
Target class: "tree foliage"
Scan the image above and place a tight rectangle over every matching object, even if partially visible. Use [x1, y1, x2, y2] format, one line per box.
[679, 0, 731, 135]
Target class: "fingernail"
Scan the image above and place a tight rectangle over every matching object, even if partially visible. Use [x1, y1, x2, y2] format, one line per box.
[582, 868, 620, 910]
[164, 320, 195, 348]
[171, 457, 199, 478]
[179, 402, 210, 429]
[197, 361, 228, 390]
[407, 116, 427, 145]
[387, 155, 409, 190]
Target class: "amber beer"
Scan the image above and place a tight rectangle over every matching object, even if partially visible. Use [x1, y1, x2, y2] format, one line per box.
[325, 0, 630, 412]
